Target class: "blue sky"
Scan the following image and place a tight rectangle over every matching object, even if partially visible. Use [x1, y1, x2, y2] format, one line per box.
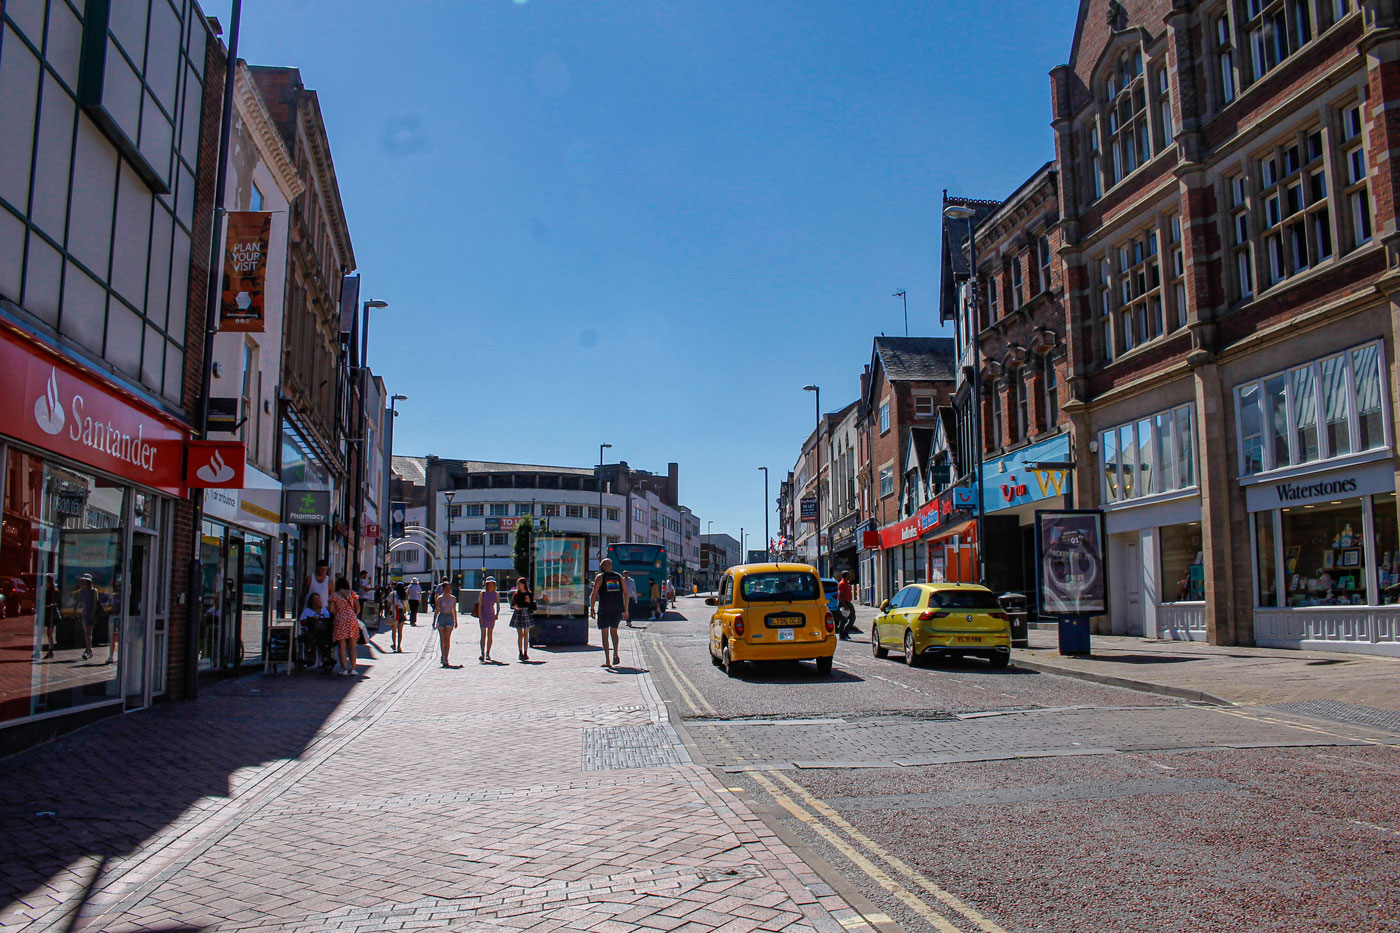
[210, 0, 1079, 546]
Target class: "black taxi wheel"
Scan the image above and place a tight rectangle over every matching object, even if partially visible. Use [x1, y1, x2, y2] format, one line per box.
[815, 655, 833, 676]
[871, 622, 888, 658]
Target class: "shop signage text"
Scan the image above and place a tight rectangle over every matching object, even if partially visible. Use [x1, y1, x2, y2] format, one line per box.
[0, 324, 188, 491]
[983, 434, 1072, 513]
[288, 489, 331, 524]
[800, 497, 818, 522]
[1244, 458, 1396, 512]
[918, 483, 976, 535]
[485, 517, 521, 532]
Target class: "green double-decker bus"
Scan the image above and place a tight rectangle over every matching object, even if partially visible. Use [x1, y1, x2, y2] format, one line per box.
[607, 543, 669, 616]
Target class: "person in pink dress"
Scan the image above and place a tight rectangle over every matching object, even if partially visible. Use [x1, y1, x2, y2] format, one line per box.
[477, 577, 500, 663]
[327, 577, 360, 676]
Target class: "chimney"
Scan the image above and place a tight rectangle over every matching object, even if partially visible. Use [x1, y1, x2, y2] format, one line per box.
[860, 366, 870, 401]
[667, 462, 679, 506]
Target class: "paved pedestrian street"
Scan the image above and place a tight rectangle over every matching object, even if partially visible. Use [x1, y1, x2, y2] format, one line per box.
[0, 622, 874, 933]
[641, 598, 1400, 933]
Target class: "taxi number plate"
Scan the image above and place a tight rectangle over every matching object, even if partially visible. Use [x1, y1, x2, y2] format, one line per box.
[768, 615, 804, 628]
[777, 630, 795, 641]
[953, 635, 984, 644]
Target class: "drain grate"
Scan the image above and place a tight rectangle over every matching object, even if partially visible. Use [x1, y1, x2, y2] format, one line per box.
[582, 724, 684, 771]
[1269, 699, 1400, 735]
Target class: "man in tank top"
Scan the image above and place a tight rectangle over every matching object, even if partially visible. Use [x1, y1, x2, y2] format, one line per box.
[589, 559, 629, 667]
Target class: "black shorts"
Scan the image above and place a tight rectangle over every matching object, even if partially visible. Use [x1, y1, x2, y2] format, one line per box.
[597, 611, 622, 629]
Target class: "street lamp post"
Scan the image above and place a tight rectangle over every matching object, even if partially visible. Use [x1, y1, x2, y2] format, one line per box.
[444, 490, 455, 596]
[350, 297, 389, 582]
[893, 289, 908, 337]
[758, 466, 769, 559]
[599, 443, 612, 571]
[802, 384, 822, 576]
[942, 202, 988, 586]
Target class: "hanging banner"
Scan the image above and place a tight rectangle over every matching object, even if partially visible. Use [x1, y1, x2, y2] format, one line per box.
[800, 497, 818, 522]
[220, 212, 272, 332]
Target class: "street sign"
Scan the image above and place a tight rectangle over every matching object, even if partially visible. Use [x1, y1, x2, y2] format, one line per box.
[207, 397, 240, 433]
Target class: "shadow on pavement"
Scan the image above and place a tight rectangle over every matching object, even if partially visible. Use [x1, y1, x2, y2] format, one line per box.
[729, 661, 865, 684]
[0, 670, 357, 923]
[1069, 654, 1198, 665]
[605, 666, 649, 675]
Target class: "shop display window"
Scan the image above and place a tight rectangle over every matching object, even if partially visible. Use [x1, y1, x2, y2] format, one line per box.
[1280, 499, 1367, 606]
[0, 451, 127, 724]
[198, 521, 225, 670]
[1374, 493, 1399, 603]
[1159, 523, 1204, 602]
[1255, 513, 1278, 607]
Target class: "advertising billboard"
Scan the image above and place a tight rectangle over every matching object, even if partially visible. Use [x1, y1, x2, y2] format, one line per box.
[1035, 510, 1107, 616]
[533, 535, 588, 617]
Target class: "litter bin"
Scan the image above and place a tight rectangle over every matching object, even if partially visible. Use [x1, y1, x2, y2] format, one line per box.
[998, 592, 1030, 649]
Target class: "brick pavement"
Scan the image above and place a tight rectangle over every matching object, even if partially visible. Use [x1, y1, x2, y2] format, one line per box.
[0, 621, 878, 933]
[1016, 629, 1400, 709]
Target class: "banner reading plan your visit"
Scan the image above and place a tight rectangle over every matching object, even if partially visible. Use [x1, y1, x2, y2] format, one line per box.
[220, 212, 272, 332]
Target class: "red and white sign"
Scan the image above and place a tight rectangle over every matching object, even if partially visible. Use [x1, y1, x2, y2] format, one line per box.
[876, 514, 921, 550]
[363, 522, 380, 540]
[0, 323, 189, 491]
[185, 440, 246, 489]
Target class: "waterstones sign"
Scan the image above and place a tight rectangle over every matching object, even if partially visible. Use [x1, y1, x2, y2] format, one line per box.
[1245, 459, 1395, 512]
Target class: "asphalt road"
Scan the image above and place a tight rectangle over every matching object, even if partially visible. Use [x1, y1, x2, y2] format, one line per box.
[642, 596, 1400, 933]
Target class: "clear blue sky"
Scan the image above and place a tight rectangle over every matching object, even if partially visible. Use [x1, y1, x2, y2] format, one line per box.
[211, 0, 1078, 546]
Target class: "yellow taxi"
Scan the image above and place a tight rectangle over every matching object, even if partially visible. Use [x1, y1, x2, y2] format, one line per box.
[707, 563, 836, 677]
[871, 582, 1011, 668]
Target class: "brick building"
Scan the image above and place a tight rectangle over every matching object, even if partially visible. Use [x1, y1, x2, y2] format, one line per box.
[857, 337, 957, 605]
[1047, 0, 1400, 655]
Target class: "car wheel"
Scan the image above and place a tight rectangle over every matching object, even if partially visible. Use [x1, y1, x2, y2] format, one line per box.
[710, 645, 722, 667]
[871, 622, 888, 658]
[815, 655, 833, 676]
[988, 651, 1010, 669]
[722, 643, 740, 678]
[903, 630, 920, 667]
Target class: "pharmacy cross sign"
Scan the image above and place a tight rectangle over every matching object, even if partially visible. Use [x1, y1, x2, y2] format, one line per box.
[287, 490, 331, 524]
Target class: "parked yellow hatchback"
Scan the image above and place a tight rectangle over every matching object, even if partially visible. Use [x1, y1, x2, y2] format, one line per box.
[707, 563, 836, 677]
[871, 583, 1011, 668]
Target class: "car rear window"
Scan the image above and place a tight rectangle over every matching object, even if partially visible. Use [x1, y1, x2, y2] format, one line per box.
[741, 572, 820, 602]
[822, 580, 838, 596]
[928, 590, 1002, 610]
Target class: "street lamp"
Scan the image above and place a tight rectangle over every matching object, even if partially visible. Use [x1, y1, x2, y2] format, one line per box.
[802, 384, 822, 576]
[384, 394, 407, 582]
[444, 489, 456, 597]
[350, 297, 389, 582]
[758, 466, 769, 560]
[893, 289, 908, 337]
[942, 201, 988, 586]
[599, 443, 612, 571]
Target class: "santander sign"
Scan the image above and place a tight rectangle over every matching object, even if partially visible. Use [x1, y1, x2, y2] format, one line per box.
[1, 325, 187, 491]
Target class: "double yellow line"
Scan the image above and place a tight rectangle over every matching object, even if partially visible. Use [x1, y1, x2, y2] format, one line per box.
[747, 770, 1009, 933]
[650, 638, 717, 716]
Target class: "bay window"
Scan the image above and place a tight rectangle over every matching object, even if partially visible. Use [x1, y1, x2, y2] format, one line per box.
[1101, 403, 1197, 503]
[1234, 340, 1389, 476]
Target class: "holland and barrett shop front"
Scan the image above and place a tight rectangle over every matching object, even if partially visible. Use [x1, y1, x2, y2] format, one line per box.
[0, 324, 190, 749]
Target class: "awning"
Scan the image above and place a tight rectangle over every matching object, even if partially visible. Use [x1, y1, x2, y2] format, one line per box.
[925, 517, 975, 543]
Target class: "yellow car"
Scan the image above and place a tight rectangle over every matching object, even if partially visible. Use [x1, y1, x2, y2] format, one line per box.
[871, 583, 1011, 668]
[707, 563, 837, 677]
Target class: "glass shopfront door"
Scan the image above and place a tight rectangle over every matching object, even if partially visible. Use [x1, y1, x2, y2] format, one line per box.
[124, 532, 155, 709]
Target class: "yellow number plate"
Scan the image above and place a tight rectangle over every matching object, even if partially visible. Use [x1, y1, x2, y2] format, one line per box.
[952, 635, 984, 644]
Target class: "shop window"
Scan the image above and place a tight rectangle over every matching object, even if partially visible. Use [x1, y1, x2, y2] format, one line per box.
[1256, 513, 1279, 607]
[1234, 340, 1388, 475]
[1160, 523, 1204, 602]
[1101, 404, 1196, 502]
[1375, 493, 1399, 602]
[0, 453, 129, 724]
[1281, 498, 1367, 606]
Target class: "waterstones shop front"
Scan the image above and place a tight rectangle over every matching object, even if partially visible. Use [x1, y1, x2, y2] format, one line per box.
[0, 324, 190, 749]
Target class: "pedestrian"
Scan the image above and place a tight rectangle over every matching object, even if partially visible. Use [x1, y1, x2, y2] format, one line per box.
[41, 574, 59, 660]
[649, 579, 663, 620]
[509, 577, 534, 662]
[434, 579, 459, 668]
[406, 577, 422, 625]
[589, 558, 628, 667]
[836, 571, 856, 639]
[664, 578, 675, 606]
[76, 574, 96, 661]
[327, 576, 360, 676]
[299, 591, 332, 668]
[623, 572, 637, 626]
[476, 577, 500, 663]
[385, 582, 405, 652]
[305, 560, 331, 617]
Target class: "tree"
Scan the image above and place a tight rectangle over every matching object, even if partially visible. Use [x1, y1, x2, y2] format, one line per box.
[513, 516, 534, 583]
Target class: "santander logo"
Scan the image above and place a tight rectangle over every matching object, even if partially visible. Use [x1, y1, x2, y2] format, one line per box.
[196, 449, 235, 484]
[34, 367, 66, 435]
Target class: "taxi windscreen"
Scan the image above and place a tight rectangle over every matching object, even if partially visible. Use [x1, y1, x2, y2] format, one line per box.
[741, 572, 820, 602]
[928, 590, 1003, 610]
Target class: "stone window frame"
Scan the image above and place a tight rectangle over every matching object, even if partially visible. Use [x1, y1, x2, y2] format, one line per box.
[1207, 1, 1357, 109]
[1167, 214, 1188, 330]
[1014, 366, 1031, 444]
[1099, 402, 1197, 503]
[1113, 224, 1164, 355]
[1009, 251, 1025, 312]
[1041, 353, 1060, 431]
